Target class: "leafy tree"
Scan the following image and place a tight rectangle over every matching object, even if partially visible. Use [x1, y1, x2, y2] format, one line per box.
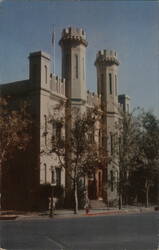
[0, 97, 32, 202]
[43, 105, 108, 214]
[116, 109, 140, 208]
[136, 111, 159, 207]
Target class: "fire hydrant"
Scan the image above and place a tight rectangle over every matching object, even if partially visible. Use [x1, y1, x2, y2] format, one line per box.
[85, 206, 89, 214]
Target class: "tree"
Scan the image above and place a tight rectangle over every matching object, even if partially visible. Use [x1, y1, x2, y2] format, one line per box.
[0, 97, 32, 207]
[43, 105, 108, 214]
[116, 109, 140, 208]
[136, 111, 159, 207]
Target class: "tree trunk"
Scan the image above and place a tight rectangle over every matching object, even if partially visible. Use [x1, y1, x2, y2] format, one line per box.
[74, 180, 78, 214]
[119, 194, 122, 210]
[0, 161, 2, 214]
[157, 172, 159, 206]
[146, 184, 150, 208]
[118, 183, 122, 210]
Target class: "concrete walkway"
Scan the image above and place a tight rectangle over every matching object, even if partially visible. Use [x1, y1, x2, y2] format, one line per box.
[0, 206, 157, 220]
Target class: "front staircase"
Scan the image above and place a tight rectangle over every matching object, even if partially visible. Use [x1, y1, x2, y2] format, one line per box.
[90, 199, 107, 210]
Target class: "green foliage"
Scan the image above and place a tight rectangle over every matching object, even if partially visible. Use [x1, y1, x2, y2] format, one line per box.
[122, 110, 159, 206]
[0, 97, 32, 167]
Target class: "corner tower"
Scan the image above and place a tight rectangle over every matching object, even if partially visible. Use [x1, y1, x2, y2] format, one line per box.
[95, 50, 120, 206]
[95, 50, 120, 113]
[59, 27, 88, 108]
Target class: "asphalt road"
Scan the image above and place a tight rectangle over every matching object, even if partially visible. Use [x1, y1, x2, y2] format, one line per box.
[0, 212, 158, 250]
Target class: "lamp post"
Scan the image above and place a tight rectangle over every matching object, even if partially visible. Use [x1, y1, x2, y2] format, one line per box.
[49, 167, 56, 218]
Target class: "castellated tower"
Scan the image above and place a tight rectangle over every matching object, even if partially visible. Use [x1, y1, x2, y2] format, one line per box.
[95, 50, 120, 205]
[59, 27, 88, 110]
[95, 50, 119, 113]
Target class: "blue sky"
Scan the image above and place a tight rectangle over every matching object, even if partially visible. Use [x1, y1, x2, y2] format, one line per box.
[0, 0, 159, 115]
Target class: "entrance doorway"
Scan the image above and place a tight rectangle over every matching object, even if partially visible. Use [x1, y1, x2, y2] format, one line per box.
[98, 171, 103, 198]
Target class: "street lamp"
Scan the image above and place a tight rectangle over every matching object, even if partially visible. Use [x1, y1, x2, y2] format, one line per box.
[49, 167, 56, 218]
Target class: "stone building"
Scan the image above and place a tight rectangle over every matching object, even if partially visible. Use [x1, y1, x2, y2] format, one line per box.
[0, 27, 130, 210]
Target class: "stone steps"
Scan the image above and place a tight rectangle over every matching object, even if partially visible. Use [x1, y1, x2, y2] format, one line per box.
[90, 199, 107, 209]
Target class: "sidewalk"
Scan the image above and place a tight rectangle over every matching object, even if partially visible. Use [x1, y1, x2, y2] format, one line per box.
[18, 206, 156, 220]
[0, 206, 156, 220]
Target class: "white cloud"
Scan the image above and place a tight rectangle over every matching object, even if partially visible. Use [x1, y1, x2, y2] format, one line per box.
[0, 0, 4, 3]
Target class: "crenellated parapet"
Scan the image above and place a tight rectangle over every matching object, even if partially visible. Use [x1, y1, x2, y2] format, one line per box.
[86, 90, 101, 107]
[50, 74, 65, 96]
[95, 49, 120, 66]
[59, 27, 88, 47]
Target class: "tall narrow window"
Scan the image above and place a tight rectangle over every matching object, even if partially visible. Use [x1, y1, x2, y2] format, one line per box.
[88, 127, 95, 144]
[44, 115, 48, 145]
[65, 54, 69, 79]
[75, 54, 78, 79]
[32, 64, 37, 82]
[51, 167, 56, 185]
[44, 164, 47, 183]
[110, 170, 114, 192]
[83, 57, 85, 80]
[109, 73, 112, 94]
[56, 168, 61, 186]
[52, 121, 62, 142]
[115, 75, 117, 96]
[44, 65, 47, 84]
[92, 127, 95, 144]
[101, 74, 104, 86]
[99, 129, 102, 146]
[118, 137, 121, 154]
[110, 134, 114, 155]
[56, 124, 62, 141]
[127, 104, 129, 113]
[52, 121, 56, 137]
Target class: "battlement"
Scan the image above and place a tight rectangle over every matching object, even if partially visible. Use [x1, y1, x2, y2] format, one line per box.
[50, 74, 65, 96]
[95, 49, 120, 66]
[87, 90, 101, 107]
[59, 27, 88, 47]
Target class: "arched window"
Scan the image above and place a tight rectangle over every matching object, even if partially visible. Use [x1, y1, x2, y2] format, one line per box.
[44, 65, 47, 84]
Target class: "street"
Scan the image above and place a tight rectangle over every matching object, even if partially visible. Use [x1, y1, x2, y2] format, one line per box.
[0, 212, 158, 250]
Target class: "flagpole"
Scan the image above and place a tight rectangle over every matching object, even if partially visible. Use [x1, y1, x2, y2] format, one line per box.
[53, 26, 55, 75]
[52, 25, 55, 75]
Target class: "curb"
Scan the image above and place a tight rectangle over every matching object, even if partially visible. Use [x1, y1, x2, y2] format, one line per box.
[0, 215, 17, 220]
[1, 207, 156, 220]
[84, 209, 154, 217]
[54, 208, 156, 219]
